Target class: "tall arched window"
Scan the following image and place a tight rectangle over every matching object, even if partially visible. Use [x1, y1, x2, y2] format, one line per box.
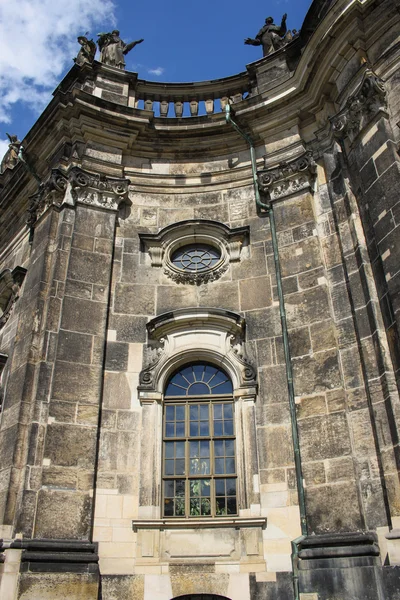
[163, 363, 237, 518]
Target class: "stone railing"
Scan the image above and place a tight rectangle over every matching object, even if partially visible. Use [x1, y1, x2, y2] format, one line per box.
[134, 71, 251, 118]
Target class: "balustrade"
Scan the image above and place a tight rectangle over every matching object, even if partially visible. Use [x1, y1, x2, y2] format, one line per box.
[134, 72, 251, 118]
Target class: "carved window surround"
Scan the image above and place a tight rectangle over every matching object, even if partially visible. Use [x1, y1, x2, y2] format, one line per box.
[257, 151, 317, 201]
[27, 166, 130, 228]
[140, 220, 249, 285]
[138, 308, 257, 404]
[330, 68, 387, 144]
[0, 267, 27, 329]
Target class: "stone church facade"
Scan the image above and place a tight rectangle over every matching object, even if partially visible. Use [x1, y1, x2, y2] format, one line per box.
[1, 0, 400, 598]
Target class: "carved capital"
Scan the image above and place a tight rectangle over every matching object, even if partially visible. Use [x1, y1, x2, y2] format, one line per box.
[330, 69, 387, 142]
[27, 166, 130, 227]
[257, 151, 316, 200]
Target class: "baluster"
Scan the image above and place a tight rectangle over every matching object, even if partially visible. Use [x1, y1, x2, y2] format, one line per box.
[205, 99, 214, 115]
[144, 98, 154, 111]
[190, 100, 199, 117]
[174, 101, 183, 118]
[160, 100, 169, 117]
[220, 97, 229, 110]
[231, 92, 243, 104]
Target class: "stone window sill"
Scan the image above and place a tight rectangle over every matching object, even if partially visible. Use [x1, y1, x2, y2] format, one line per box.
[132, 517, 267, 531]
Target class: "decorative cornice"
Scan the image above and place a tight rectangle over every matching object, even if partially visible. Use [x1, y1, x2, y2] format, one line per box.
[257, 151, 317, 200]
[0, 267, 27, 329]
[330, 69, 387, 142]
[27, 166, 130, 228]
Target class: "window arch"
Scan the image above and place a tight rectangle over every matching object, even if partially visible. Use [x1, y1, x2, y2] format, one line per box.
[163, 363, 237, 518]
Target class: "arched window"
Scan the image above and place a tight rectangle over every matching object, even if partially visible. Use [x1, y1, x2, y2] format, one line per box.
[163, 363, 237, 518]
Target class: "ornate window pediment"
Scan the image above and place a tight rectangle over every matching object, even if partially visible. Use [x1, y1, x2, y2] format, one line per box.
[138, 308, 257, 403]
[0, 266, 27, 329]
[140, 220, 248, 285]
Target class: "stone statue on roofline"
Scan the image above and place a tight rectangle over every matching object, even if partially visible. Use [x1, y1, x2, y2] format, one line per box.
[0, 133, 22, 174]
[75, 35, 96, 66]
[97, 30, 144, 69]
[245, 14, 288, 56]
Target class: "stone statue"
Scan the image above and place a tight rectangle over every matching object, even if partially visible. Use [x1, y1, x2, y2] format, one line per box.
[0, 133, 22, 174]
[75, 35, 96, 66]
[245, 14, 288, 56]
[97, 30, 144, 69]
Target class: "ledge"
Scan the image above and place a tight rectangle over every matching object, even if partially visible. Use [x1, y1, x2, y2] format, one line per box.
[132, 517, 267, 531]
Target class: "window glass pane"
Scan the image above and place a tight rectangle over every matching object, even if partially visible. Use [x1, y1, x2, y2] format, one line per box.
[214, 421, 223, 436]
[165, 460, 174, 475]
[190, 382, 210, 395]
[175, 422, 185, 437]
[215, 479, 225, 496]
[176, 405, 185, 420]
[200, 421, 209, 436]
[190, 405, 198, 420]
[213, 404, 222, 419]
[226, 480, 236, 496]
[164, 480, 174, 497]
[165, 363, 232, 397]
[171, 244, 221, 273]
[175, 459, 185, 475]
[200, 404, 209, 420]
[165, 406, 175, 421]
[165, 442, 174, 458]
[215, 458, 225, 474]
[176, 480, 185, 496]
[224, 420, 234, 436]
[227, 497, 237, 514]
[214, 440, 224, 457]
[164, 499, 173, 516]
[176, 442, 185, 458]
[226, 458, 235, 474]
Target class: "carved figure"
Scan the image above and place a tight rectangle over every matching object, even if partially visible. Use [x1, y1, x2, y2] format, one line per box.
[0, 133, 22, 174]
[245, 14, 287, 56]
[75, 36, 96, 66]
[97, 30, 144, 69]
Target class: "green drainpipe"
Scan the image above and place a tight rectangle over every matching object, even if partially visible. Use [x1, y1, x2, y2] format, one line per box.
[225, 103, 308, 597]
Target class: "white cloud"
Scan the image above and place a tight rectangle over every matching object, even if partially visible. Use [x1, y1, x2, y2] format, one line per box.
[148, 67, 165, 77]
[0, 0, 116, 124]
[0, 139, 9, 161]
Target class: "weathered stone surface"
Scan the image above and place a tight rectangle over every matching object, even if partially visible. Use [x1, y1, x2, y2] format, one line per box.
[61, 296, 107, 335]
[239, 276, 272, 311]
[44, 423, 97, 468]
[52, 361, 102, 403]
[34, 489, 92, 538]
[109, 314, 147, 342]
[306, 481, 363, 533]
[114, 283, 155, 315]
[293, 350, 342, 395]
[105, 341, 129, 371]
[103, 372, 132, 409]
[298, 413, 352, 462]
[57, 330, 93, 364]
[156, 284, 197, 314]
[18, 573, 99, 600]
[198, 281, 239, 312]
[285, 287, 331, 329]
[101, 575, 144, 600]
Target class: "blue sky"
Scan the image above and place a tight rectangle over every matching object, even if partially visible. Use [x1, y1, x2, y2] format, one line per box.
[0, 0, 312, 157]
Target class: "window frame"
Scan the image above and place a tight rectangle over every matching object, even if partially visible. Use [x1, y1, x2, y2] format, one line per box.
[162, 389, 238, 519]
